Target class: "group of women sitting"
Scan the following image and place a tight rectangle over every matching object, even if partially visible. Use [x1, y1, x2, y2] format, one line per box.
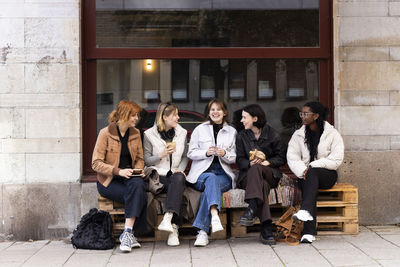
[92, 99, 344, 252]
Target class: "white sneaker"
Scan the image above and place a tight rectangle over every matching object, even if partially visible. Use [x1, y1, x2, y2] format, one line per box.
[167, 224, 180, 246]
[194, 230, 209, 247]
[211, 215, 224, 233]
[158, 212, 174, 233]
[300, 234, 316, 243]
[293, 210, 313, 222]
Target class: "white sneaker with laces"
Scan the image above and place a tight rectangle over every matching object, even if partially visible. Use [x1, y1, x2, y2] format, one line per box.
[211, 215, 224, 233]
[194, 230, 209, 247]
[167, 224, 180, 246]
[300, 234, 316, 243]
[293, 210, 313, 222]
[158, 212, 174, 233]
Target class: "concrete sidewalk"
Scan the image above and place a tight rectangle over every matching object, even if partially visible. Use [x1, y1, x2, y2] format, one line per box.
[1, 226, 400, 267]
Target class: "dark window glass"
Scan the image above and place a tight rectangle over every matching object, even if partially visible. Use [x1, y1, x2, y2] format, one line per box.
[95, 1, 319, 48]
[96, 59, 318, 137]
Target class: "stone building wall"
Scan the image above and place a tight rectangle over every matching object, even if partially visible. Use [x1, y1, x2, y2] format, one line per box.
[0, 0, 85, 239]
[335, 0, 400, 224]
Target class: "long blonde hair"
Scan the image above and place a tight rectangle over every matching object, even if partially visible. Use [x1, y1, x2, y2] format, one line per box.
[155, 102, 178, 132]
[108, 100, 141, 124]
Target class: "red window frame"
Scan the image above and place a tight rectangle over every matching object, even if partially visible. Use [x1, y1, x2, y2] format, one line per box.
[82, 0, 333, 180]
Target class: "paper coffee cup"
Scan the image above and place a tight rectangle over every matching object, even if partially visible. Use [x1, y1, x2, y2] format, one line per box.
[167, 142, 176, 151]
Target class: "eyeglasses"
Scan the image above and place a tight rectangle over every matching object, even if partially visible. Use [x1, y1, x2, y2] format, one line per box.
[299, 112, 315, 117]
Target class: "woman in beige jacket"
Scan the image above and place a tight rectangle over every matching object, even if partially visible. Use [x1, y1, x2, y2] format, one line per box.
[92, 100, 146, 252]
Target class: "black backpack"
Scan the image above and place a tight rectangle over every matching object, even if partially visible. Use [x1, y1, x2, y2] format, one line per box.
[71, 208, 115, 250]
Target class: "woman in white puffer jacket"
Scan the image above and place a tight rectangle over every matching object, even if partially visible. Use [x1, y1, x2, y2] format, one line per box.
[287, 101, 344, 244]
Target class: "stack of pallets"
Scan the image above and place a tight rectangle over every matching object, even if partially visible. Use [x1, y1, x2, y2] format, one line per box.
[317, 183, 359, 235]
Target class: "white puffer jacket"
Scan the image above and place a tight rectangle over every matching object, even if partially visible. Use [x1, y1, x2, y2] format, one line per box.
[287, 121, 344, 178]
[186, 121, 237, 188]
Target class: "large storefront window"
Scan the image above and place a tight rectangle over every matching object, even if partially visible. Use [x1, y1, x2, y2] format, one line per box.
[95, 0, 319, 48]
[83, 0, 332, 178]
[96, 59, 318, 134]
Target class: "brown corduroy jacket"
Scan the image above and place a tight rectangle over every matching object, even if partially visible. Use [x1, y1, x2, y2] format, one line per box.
[92, 122, 144, 187]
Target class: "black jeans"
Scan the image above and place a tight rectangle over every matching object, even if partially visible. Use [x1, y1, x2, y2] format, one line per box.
[160, 172, 186, 226]
[97, 176, 147, 231]
[299, 168, 337, 235]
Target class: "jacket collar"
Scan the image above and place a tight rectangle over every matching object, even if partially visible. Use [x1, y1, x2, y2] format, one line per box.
[245, 124, 271, 141]
[108, 122, 139, 141]
[203, 120, 230, 132]
[150, 123, 185, 137]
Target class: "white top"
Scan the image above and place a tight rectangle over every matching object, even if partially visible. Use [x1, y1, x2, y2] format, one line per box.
[287, 121, 344, 178]
[186, 121, 237, 188]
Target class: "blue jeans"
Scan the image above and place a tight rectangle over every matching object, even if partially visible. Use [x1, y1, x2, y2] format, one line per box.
[192, 163, 232, 233]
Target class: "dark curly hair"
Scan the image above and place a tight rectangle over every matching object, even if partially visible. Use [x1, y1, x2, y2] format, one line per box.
[303, 102, 329, 161]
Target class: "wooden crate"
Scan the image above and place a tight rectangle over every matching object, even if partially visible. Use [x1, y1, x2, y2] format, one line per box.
[316, 183, 359, 235]
[154, 211, 227, 241]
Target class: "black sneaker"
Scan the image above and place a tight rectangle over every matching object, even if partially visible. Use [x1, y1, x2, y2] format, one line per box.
[238, 207, 256, 226]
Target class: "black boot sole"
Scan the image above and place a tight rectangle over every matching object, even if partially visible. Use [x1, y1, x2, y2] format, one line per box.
[238, 218, 255, 226]
[259, 234, 276, 245]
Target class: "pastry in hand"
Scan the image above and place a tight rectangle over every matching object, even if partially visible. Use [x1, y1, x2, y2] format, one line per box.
[249, 149, 266, 161]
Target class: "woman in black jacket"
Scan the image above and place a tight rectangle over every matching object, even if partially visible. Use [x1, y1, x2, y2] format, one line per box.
[236, 104, 285, 245]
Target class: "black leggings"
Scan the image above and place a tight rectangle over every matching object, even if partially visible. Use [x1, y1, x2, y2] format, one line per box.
[299, 168, 337, 235]
[160, 172, 186, 226]
[97, 176, 147, 231]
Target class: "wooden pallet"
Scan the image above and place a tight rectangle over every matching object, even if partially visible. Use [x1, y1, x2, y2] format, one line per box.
[229, 183, 359, 237]
[316, 183, 359, 235]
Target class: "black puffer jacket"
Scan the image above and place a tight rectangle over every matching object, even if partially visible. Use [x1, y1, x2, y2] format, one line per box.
[236, 124, 286, 185]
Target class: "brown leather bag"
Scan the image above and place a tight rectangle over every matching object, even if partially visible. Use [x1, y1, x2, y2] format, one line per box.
[275, 205, 304, 245]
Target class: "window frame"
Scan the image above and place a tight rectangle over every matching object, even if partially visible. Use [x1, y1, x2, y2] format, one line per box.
[82, 0, 333, 180]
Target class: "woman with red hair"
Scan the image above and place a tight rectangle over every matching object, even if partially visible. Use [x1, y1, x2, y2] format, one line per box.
[92, 100, 147, 252]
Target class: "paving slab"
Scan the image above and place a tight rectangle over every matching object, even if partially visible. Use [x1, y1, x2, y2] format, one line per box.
[359, 247, 400, 260]
[107, 241, 153, 267]
[228, 238, 283, 267]
[22, 241, 75, 267]
[0, 240, 49, 266]
[379, 234, 400, 247]
[378, 259, 400, 267]
[368, 225, 400, 235]
[191, 240, 237, 267]
[273, 243, 331, 267]
[0, 241, 14, 251]
[150, 240, 191, 267]
[64, 250, 114, 267]
[311, 236, 354, 250]
[343, 231, 398, 249]
[319, 248, 378, 266]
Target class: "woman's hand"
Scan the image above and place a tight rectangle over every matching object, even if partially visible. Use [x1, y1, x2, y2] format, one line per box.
[216, 148, 226, 157]
[119, 168, 133, 178]
[250, 158, 263, 166]
[261, 160, 270, 167]
[206, 146, 217, 156]
[159, 146, 174, 159]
